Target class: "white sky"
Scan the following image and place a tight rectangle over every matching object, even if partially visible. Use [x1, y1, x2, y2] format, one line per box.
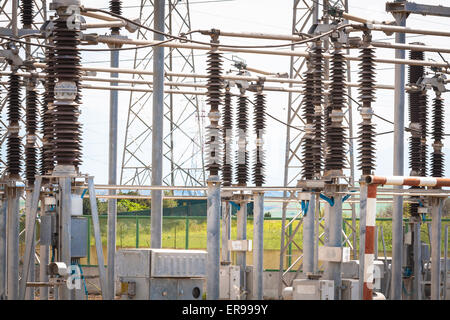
[76, 0, 450, 186]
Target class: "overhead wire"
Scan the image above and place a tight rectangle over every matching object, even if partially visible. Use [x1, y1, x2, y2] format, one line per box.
[81, 6, 351, 50]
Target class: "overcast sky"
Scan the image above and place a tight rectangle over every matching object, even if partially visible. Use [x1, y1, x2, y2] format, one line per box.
[74, 0, 450, 187]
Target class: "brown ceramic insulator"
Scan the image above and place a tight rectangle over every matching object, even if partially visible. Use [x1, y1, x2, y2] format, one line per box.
[432, 96, 444, 177]
[41, 46, 56, 174]
[419, 92, 428, 177]
[302, 64, 315, 180]
[21, 0, 33, 27]
[408, 49, 425, 177]
[253, 92, 266, 186]
[206, 50, 223, 176]
[325, 49, 347, 171]
[26, 88, 38, 184]
[7, 73, 22, 178]
[110, 0, 122, 33]
[222, 89, 233, 186]
[312, 44, 324, 176]
[235, 93, 248, 185]
[52, 18, 83, 167]
[357, 47, 377, 176]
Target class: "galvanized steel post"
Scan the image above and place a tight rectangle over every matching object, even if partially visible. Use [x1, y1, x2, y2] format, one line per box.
[303, 193, 315, 274]
[150, 0, 165, 249]
[237, 198, 247, 299]
[59, 177, 72, 300]
[221, 201, 231, 262]
[431, 197, 443, 300]
[0, 198, 6, 300]
[106, 48, 119, 300]
[253, 192, 264, 300]
[7, 187, 20, 300]
[392, 0, 407, 300]
[323, 190, 343, 300]
[206, 178, 221, 300]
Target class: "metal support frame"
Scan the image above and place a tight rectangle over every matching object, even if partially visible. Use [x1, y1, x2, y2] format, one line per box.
[106, 48, 119, 299]
[150, 0, 165, 249]
[0, 197, 6, 299]
[430, 197, 443, 300]
[206, 178, 221, 300]
[237, 198, 248, 300]
[7, 186, 21, 300]
[279, 0, 355, 297]
[391, 1, 407, 300]
[221, 201, 231, 262]
[323, 189, 343, 300]
[253, 192, 264, 300]
[87, 177, 108, 300]
[303, 193, 315, 274]
[120, 0, 204, 189]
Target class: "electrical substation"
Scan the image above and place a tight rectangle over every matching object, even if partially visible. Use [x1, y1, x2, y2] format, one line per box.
[0, 0, 449, 301]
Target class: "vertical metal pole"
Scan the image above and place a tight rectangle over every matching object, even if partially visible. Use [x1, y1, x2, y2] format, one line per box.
[88, 177, 108, 300]
[237, 199, 247, 299]
[391, 3, 407, 300]
[106, 48, 119, 300]
[0, 198, 6, 299]
[431, 197, 443, 300]
[151, 0, 165, 249]
[39, 205, 50, 300]
[19, 178, 41, 300]
[25, 191, 35, 300]
[11, 0, 18, 37]
[206, 179, 221, 300]
[303, 194, 315, 274]
[363, 184, 377, 300]
[59, 177, 72, 300]
[7, 187, 20, 300]
[314, 195, 320, 273]
[413, 221, 422, 300]
[358, 182, 367, 300]
[221, 201, 231, 262]
[444, 225, 448, 301]
[253, 192, 264, 300]
[323, 192, 343, 300]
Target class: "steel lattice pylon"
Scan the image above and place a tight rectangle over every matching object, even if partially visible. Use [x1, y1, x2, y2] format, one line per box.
[278, 0, 356, 296]
[0, 1, 47, 178]
[120, 0, 205, 190]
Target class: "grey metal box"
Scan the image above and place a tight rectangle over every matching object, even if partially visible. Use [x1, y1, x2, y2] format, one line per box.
[115, 248, 207, 278]
[150, 249, 207, 278]
[341, 279, 359, 300]
[219, 265, 241, 300]
[71, 216, 87, 258]
[119, 277, 204, 300]
[292, 279, 334, 300]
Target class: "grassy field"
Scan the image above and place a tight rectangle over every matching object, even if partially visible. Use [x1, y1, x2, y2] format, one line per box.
[75, 215, 450, 269]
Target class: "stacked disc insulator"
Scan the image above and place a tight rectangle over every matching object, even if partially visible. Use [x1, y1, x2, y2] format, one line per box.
[7, 73, 22, 179]
[357, 47, 377, 176]
[222, 87, 233, 186]
[205, 50, 223, 177]
[407, 47, 427, 217]
[236, 93, 248, 185]
[110, 0, 122, 33]
[52, 17, 83, 167]
[301, 62, 315, 180]
[42, 45, 56, 174]
[21, 0, 33, 27]
[312, 42, 324, 176]
[25, 87, 38, 185]
[253, 91, 266, 187]
[419, 90, 428, 177]
[431, 94, 444, 177]
[325, 49, 347, 171]
[408, 49, 425, 177]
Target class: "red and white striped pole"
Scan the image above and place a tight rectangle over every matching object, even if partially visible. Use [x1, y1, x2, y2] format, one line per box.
[363, 183, 378, 300]
[367, 175, 450, 187]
